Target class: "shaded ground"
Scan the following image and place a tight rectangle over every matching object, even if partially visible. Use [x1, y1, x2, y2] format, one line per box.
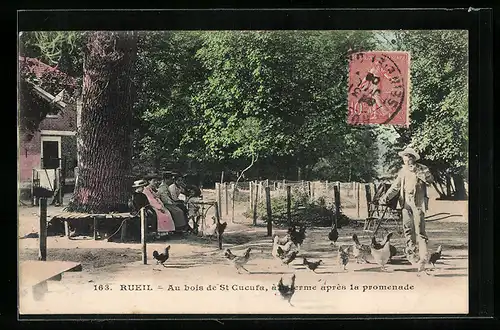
[18, 189, 468, 315]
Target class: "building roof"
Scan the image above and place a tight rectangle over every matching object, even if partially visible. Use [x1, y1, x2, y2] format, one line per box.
[19, 56, 78, 87]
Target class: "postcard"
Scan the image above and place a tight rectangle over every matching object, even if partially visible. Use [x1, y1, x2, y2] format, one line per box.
[18, 28, 469, 315]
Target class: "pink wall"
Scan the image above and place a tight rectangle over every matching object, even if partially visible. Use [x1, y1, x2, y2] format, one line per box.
[19, 133, 41, 183]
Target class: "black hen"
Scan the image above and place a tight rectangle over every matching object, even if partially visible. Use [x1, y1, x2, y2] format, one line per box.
[288, 225, 306, 247]
[428, 245, 442, 267]
[303, 257, 322, 272]
[152, 245, 170, 267]
[216, 222, 228, 236]
[328, 223, 339, 245]
[277, 274, 296, 306]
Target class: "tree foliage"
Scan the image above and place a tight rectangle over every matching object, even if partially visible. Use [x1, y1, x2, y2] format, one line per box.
[135, 30, 379, 182]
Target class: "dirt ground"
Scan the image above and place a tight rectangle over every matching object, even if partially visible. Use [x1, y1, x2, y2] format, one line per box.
[18, 188, 469, 315]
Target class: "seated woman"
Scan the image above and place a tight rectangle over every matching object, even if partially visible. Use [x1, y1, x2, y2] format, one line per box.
[157, 172, 191, 232]
[131, 179, 175, 235]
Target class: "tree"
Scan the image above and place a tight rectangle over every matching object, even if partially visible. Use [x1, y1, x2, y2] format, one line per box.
[66, 31, 138, 213]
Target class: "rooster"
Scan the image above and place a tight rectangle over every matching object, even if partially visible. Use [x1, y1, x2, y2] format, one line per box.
[338, 246, 349, 270]
[352, 233, 371, 264]
[429, 245, 442, 267]
[370, 233, 393, 271]
[204, 220, 227, 240]
[288, 225, 306, 249]
[328, 223, 339, 246]
[371, 234, 397, 262]
[277, 274, 296, 306]
[225, 248, 252, 274]
[303, 257, 322, 273]
[152, 245, 170, 267]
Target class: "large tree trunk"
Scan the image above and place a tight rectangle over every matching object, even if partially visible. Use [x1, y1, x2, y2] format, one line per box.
[67, 31, 138, 213]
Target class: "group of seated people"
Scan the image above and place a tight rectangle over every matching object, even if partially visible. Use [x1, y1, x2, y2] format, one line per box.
[129, 171, 194, 235]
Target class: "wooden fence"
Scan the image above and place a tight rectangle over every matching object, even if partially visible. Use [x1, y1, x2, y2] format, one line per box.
[213, 180, 380, 235]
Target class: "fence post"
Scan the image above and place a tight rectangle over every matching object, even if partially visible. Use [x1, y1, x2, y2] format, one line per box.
[253, 183, 259, 226]
[225, 182, 229, 216]
[216, 183, 222, 220]
[365, 184, 372, 218]
[249, 181, 254, 210]
[356, 182, 360, 218]
[231, 183, 235, 224]
[286, 185, 292, 227]
[140, 207, 147, 264]
[214, 201, 222, 250]
[38, 198, 47, 261]
[333, 184, 341, 228]
[265, 186, 272, 236]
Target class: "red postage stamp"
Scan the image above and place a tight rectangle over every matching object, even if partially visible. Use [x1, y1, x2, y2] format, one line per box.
[347, 51, 410, 126]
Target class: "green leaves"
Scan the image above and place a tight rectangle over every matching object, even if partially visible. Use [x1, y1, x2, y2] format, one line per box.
[124, 30, 378, 180]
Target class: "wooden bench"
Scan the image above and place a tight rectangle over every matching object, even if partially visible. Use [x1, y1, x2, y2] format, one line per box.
[50, 212, 138, 241]
[19, 261, 82, 301]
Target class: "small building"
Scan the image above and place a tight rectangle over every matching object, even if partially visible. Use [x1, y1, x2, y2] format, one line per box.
[18, 57, 79, 202]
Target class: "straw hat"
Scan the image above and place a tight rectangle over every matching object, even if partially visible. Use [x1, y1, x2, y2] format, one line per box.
[398, 147, 420, 161]
[132, 179, 148, 188]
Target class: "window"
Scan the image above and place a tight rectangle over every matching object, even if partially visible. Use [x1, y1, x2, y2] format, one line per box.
[41, 136, 61, 169]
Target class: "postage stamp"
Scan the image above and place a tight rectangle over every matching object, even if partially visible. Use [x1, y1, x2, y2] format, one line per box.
[17, 28, 469, 316]
[348, 51, 410, 126]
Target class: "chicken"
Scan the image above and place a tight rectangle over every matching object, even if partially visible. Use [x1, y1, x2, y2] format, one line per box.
[277, 274, 296, 306]
[371, 234, 397, 262]
[152, 245, 170, 267]
[225, 248, 252, 274]
[216, 221, 228, 237]
[273, 233, 291, 245]
[303, 257, 322, 273]
[428, 245, 442, 267]
[204, 220, 227, 240]
[328, 224, 339, 246]
[224, 248, 236, 260]
[281, 251, 298, 266]
[352, 233, 371, 264]
[272, 236, 296, 259]
[288, 225, 306, 248]
[370, 233, 393, 271]
[338, 246, 349, 270]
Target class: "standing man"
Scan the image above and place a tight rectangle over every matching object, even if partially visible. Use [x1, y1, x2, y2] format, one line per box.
[379, 147, 434, 270]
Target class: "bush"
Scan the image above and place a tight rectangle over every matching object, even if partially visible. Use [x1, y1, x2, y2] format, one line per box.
[243, 191, 350, 227]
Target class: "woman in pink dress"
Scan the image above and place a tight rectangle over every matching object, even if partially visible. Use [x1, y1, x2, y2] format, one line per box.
[142, 177, 176, 233]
